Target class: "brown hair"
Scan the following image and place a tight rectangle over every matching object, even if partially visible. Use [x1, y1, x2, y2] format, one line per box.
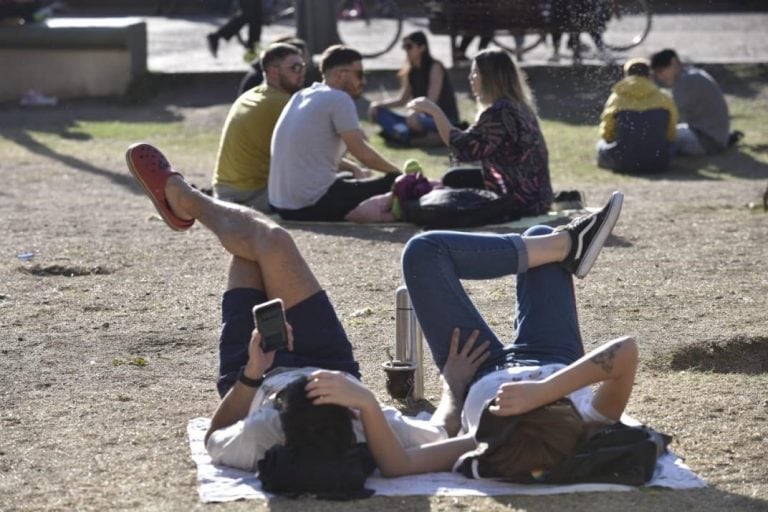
[260, 42, 302, 70]
[482, 401, 585, 478]
[319, 44, 363, 75]
[474, 49, 536, 114]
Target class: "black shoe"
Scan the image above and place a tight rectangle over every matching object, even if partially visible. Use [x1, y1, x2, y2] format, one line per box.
[553, 190, 585, 211]
[556, 191, 624, 279]
[727, 130, 744, 147]
[206, 33, 219, 58]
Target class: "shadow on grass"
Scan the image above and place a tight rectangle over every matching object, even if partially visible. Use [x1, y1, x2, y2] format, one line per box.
[3, 130, 142, 194]
[0, 98, 185, 194]
[598, 147, 768, 182]
[670, 335, 768, 374]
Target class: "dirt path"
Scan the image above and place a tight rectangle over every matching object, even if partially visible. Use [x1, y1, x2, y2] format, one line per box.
[1, 70, 767, 511]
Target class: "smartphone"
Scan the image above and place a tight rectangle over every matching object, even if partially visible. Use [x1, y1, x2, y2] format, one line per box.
[253, 298, 288, 352]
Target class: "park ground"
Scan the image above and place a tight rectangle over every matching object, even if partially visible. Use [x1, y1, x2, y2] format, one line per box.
[1, 63, 767, 511]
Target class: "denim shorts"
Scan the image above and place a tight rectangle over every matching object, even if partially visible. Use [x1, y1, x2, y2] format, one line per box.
[217, 288, 360, 397]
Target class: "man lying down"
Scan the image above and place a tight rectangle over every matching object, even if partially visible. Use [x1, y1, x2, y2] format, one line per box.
[127, 143, 658, 496]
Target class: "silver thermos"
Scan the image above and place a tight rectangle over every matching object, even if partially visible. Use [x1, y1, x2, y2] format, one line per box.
[395, 285, 424, 399]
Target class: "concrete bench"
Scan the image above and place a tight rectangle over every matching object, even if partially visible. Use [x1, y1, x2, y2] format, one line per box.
[0, 17, 147, 102]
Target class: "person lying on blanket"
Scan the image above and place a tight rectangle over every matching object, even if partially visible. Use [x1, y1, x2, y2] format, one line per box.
[126, 142, 624, 493]
[309, 192, 634, 480]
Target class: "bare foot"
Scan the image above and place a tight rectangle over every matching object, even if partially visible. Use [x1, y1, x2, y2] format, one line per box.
[164, 175, 195, 222]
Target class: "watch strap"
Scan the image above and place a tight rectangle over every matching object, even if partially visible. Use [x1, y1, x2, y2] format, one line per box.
[237, 366, 265, 388]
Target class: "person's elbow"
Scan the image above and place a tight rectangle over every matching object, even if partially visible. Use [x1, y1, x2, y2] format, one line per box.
[619, 335, 639, 369]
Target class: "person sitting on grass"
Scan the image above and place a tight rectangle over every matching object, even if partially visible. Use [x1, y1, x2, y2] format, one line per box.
[268, 45, 405, 222]
[211, 43, 306, 213]
[368, 30, 460, 146]
[407, 49, 553, 218]
[597, 58, 678, 174]
[126, 142, 624, 491]
[650, 48, 742, 156]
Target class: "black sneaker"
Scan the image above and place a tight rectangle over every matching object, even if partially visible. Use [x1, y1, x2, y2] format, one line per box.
[556, 191, 624, 279]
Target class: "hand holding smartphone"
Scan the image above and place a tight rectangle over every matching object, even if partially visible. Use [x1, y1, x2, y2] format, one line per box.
[253, 298, 288, 353]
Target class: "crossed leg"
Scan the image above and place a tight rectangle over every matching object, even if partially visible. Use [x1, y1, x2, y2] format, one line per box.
[126, 143, 360, 398]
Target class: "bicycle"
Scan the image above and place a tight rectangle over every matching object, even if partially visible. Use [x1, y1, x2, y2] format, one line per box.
[335, 0, 403, 58]
[259, 0, 403, 59]
[490, 0, 652, 56]
[601, 0, 652, 51]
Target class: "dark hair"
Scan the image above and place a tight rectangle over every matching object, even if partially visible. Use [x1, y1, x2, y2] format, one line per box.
[271, 35, 307, 53]
[319, 45, 363, 75]
[404, 30, 428, 47]
[276, 376, 355, 456]
[258, 376, 375, 498]
[474, 49, 536, 114]
[398, 30, 436, 81]
[625, 61, 650, 78]
[650, 48, 678, 70]
[481, 400, 585, 479]
[260, 42, 302, 70]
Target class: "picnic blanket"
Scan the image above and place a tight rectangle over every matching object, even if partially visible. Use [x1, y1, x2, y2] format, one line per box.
[187, 416, 706, 503]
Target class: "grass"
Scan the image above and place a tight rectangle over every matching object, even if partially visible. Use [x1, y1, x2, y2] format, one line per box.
[365, 66, 768, 190]
[1, 63, 765, 191]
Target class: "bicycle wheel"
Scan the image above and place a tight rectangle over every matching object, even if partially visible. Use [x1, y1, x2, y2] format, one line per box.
[336, 0, 403, 58]
[492, 32, 546, 56]
[602, 0, 652, 51]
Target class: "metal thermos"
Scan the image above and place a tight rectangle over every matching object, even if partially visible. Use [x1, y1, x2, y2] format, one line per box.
[395, 285, 424, 399]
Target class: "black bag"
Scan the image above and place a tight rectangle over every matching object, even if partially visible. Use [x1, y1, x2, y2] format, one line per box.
[402, 187, 521, 229]
[543, 422, 671, 486]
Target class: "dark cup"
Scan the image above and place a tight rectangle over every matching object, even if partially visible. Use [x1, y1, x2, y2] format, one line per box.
[382, 361, 416, 400]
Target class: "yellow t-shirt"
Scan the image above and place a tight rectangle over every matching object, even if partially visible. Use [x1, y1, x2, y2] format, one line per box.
[212, 84, 290, 191]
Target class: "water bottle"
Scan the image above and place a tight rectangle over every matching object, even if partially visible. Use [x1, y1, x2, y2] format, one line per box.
[395, 285, 424, 399]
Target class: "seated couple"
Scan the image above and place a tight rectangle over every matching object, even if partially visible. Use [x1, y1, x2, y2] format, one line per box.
[127, 143, 630, 495]
[598, 49, 742, 174]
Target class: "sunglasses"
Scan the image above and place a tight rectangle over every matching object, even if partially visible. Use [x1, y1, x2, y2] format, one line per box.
[341, 68, 365, 80]
[287, 61, 307, 73]
[402, 42, 413, 50]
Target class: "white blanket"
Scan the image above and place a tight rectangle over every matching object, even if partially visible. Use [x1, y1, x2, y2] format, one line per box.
[187, 417, 706, 502]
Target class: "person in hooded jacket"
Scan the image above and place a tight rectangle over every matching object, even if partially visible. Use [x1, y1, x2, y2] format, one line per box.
[597, 58, 678, 174]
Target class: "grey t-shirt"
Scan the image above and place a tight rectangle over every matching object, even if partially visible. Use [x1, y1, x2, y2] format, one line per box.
[673, 66, 730, 149]
[268, 83, 361, 209]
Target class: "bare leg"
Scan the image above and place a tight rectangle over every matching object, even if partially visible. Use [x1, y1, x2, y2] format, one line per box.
[165, 175, 320, 308]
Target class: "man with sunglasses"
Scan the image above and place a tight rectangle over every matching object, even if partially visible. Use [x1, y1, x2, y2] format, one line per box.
[269, 45, 405, 222]
[212, 43, 307, 213]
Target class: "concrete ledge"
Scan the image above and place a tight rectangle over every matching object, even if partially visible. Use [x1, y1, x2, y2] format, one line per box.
[0, 17, 147, 101]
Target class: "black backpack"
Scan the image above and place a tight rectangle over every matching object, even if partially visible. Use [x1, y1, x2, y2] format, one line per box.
[541, 422, 671, 486]
[402, 188, 522, 229]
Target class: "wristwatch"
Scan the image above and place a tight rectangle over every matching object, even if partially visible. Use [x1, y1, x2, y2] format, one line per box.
[237, 366, 265, 388]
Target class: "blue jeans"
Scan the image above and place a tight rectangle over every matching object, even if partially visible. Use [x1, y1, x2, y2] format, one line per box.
[375, 107, 439, 143]
[401, 226, 584, 381]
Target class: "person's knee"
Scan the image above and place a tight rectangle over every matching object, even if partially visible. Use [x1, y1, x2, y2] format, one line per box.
[262, 223, 295, 253]
[523, 225, 554, 237]
[405, 112, 423, 132]
[402, 233, 441, 270]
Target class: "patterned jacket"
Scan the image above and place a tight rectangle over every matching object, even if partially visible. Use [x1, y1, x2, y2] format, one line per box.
[449, 98, 553, 215]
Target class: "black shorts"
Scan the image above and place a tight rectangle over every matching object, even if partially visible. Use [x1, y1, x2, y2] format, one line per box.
[217, 288, 360, 397]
